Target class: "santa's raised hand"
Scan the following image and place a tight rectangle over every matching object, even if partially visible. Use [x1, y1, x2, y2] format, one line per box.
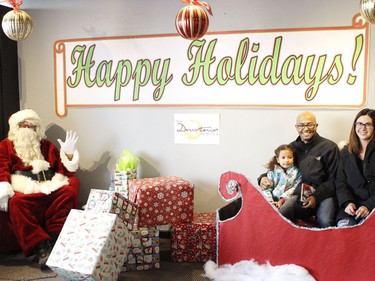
[58, 131, 78, 157]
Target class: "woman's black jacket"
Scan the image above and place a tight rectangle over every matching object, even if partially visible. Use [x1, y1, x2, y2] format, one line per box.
[336, 141, 375, 220]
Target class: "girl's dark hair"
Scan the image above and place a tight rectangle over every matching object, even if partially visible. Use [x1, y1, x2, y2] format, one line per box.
[265, 144, 294, 170]
[348, 108, 375, 155]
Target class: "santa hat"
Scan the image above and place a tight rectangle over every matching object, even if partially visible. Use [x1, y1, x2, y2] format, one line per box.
[8, 109, 41, 128]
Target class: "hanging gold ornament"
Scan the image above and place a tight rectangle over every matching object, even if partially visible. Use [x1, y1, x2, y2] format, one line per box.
[1, 0, 33, 41]
[360, 0, 375, 24]
[175, 0, 213, 40]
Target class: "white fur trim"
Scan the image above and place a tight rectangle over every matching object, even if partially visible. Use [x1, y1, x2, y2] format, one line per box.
[8, 109, 41, 127]
[0, 182, 15, 198]
[11, 173, 69, 195]
[31, 160, 50, 174]
[60, 150, 79, 172]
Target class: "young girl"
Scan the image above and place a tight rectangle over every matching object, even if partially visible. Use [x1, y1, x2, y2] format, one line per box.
[262, 144, 302, 208]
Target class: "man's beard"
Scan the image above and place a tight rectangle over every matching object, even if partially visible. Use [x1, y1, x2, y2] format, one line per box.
[13, 128, 44, 166]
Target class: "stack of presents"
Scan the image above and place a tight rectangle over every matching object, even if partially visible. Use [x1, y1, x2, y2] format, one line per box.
[46, 152, 217, 280]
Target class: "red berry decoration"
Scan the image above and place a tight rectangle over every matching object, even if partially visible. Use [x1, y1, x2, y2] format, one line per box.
[175, 0, 213, 40]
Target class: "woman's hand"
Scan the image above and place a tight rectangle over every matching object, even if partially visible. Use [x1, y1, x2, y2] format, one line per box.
[354, 205, 370, 220]
[344, 203, 356, 216]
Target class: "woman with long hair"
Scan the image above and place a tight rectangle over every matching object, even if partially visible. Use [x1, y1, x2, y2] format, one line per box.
[336, 108, 375, 226]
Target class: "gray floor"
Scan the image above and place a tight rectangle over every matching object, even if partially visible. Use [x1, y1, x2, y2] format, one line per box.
[0, 237, 211, 281]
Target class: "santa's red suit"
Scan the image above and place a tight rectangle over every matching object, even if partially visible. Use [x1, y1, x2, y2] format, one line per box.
[0, 109, 79, 261]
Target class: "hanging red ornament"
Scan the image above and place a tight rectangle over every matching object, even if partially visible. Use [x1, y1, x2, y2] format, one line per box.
[2, 0, 33, 41]
[175, 0, 213, 40]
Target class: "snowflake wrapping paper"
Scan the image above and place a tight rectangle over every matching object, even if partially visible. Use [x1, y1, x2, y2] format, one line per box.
[171, 212, 217, 262]
[128, 176, 194, 227]
[46, 210, 132, 281]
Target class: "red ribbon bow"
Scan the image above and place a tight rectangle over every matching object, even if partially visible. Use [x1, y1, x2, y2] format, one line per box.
[181, 0, 213, 16]
[6, 0, 23, 12]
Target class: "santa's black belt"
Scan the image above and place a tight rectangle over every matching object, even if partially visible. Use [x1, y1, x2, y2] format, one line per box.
[13, 169, 55, 182]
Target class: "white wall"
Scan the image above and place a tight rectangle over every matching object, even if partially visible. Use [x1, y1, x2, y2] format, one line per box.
[8, 0, 373, 210]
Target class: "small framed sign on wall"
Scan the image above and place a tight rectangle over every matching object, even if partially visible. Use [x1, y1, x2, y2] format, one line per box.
[174, 114, 220, 145]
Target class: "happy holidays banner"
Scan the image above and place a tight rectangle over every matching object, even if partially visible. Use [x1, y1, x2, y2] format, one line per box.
[54, 14, 369, 117]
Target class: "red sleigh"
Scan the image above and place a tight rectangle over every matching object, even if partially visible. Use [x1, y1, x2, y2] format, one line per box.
[217, 171, 375, 281]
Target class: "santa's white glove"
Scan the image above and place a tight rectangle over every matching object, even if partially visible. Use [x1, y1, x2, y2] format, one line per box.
[58, 131, 78, 155]
[0, 195, 9, 212]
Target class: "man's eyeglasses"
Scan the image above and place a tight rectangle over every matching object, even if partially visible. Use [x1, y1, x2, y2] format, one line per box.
[355, 122, 374, 130]
[295, 123, 316, 130]
[18, 122, 36, 130]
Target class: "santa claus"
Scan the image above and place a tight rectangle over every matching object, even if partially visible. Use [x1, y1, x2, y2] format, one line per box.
[0, 109, 80, 269]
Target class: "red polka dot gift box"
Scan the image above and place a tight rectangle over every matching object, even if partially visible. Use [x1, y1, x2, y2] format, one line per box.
[171, 212, 217, 263]
[128, 176, 194, 227]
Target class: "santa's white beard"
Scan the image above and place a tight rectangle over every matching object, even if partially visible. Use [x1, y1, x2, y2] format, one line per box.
[13, 128, 44, 166]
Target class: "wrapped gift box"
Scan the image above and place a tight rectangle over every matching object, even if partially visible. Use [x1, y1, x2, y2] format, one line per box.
[46, 209, 132, 281]
[128, 176, 194, 227]
[123, 227, 160, 271]
[114, 169, 137, 197]
[171, 212, 216, 262]
[85, 189, 138, 231]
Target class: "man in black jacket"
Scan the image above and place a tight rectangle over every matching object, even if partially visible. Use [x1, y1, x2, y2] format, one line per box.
[259, 112, 340, 228]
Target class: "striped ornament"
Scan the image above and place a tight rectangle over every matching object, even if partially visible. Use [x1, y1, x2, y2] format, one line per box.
[360, 0, 375, 24]
[175, 5, 209, 40]
[2, 9, 33, 41]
